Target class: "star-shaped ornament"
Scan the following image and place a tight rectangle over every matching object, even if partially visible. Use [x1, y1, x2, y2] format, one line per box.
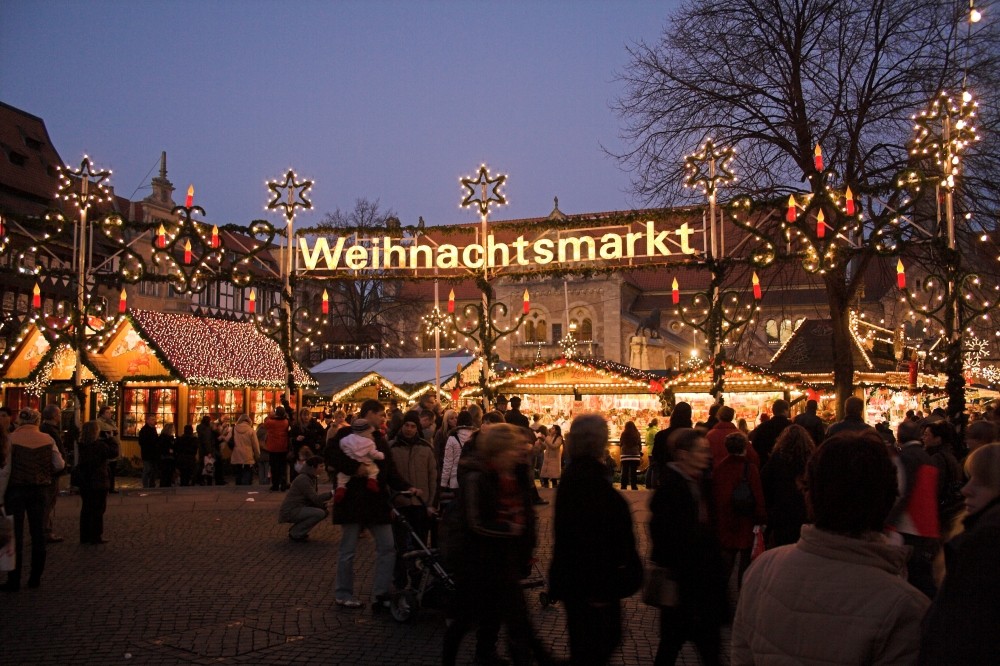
[267, 169, 313, 221]
[57, 156, 112, 211]
[461, 165, 507, 217]
[684, 139, 735, 199]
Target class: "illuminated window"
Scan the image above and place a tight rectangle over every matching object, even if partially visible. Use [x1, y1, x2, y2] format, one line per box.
[122, 387, 178, 437]
[188, 388, 245, 427]
[766, 319, 779, 343]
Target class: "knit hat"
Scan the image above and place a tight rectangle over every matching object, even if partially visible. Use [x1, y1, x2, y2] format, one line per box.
[351, 418, 372, 433]
[402, 411, 422, 427]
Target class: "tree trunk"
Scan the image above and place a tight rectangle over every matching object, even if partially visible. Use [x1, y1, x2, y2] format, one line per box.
[825, 271, 855, 420]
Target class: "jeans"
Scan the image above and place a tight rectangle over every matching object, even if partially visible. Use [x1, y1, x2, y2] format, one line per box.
[620, 460, 640, 490]
[336, 522, 395, 602]
[5, 484, 48, 587]
[142, 461, 158, 488]
[288, 506, 327, 539]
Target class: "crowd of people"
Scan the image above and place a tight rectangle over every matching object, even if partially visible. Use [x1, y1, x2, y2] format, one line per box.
[1, 392, 999, 665]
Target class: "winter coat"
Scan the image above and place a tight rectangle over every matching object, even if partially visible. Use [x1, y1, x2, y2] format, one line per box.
[138, 424, 160, 462]
[649, 464, 728, 624]
[278, 470, 331, 523]
[75, 437, 110, 491]
[390, 434, 438, 508]
[886, 442, 940, 539]
[196, 422, 216, 457]
[712, 455, 767, 549]
[750, 414, 792, 466]
[793, 411, 826, 445]
[619, 429, 642, 462]
[327, 426, 411, 525]
[732, 525, 929, 665]
[262, 416, 290, 454]
[760, 454, 810, 547]
[230, 421, 261, 466]
[289, 418, 325, 455]
[919, 497, 1000, 665]
[441, 427, 475, 489]
[7, 425, 65, 487]
[540, 434, 563, 479]
[825, 416, 876, 439]
[549, 456, 641, 603]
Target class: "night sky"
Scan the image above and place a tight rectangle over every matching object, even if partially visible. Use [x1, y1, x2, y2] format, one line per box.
[1, 1, 678, 228]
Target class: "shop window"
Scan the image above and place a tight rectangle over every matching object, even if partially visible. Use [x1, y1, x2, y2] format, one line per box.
[188, 388, 245, 427]
[250, 389, 282, 422]
[4, 388, 41, 411]
[122, 387, 178, 437]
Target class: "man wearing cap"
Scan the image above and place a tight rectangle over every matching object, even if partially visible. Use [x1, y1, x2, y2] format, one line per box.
[325, 399, 420, 610]
[278, 456, 331, 542]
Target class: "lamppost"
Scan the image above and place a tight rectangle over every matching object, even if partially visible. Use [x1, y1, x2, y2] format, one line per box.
[897, 89, 988, 423]
[673, 139, 759, 399]
[450, 164, 530, 407]
[254, 168, 320, 401]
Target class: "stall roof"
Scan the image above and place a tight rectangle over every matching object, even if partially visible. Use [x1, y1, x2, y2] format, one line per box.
[484, 357, 664, 397]
[310, 355, 474, 386]
[770, 315, 907, 374]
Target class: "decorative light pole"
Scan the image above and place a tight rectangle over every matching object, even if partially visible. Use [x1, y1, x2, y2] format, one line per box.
[258, 169, 316, 400]
[898, 90, 987, 423]
[675, 139, 758, 399]
[452, 164, 530, 406]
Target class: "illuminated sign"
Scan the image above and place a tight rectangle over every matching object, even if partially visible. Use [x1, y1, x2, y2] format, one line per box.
[298, 221, 698, 273]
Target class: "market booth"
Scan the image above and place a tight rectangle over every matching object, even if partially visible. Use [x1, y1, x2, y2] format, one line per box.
[770, 316, 946, 425]
[1, 310, 316, 457]
[662, 362, 799, 426]
[316, 371, 410, 411]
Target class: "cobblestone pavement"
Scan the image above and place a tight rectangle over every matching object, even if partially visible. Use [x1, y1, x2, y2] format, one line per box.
[1, 482, 730, 665]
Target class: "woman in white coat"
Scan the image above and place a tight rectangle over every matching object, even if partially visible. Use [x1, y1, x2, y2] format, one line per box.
[540, 424, 564, 488]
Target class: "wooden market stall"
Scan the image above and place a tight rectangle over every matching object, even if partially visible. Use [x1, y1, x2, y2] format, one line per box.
[315, 371, 410, 411]
[662, 362, 799, 426]
[1, 310, 316, 457]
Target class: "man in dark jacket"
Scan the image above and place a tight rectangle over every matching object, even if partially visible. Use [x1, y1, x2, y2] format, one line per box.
[138, 414, 160, 488]
[549, 413, 641, 664]
[825, 396, 876, 440]
[504, 396, 530, 428]
[751, 399, 793, 466]
[325, 399, 418, 610]
[792, 399, 826, 445]
[39, 404, 67, 543]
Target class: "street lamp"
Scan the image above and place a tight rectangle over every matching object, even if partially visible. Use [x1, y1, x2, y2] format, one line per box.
[451, 164, 530, 406]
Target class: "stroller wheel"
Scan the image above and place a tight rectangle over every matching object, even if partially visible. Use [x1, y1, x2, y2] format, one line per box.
[539, 591, 551, 607]
[390, 591, 415, 623]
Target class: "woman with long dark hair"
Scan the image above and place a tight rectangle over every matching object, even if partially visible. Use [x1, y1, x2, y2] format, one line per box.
[619, 421, 643, 490]
[760, 424, 816, 547]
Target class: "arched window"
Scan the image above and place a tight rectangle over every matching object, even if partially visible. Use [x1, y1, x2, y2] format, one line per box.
[779, 319, 795, 343]
[535, 321, 547, 343]
[524, 320, 536, 342]
[579, 318, 593, 340]
[766, 319, 779, 343]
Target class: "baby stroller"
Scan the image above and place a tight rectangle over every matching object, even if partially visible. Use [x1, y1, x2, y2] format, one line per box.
[387, 491, 456, 623]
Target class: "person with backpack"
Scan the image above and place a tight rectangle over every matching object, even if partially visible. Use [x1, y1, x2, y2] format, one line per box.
[711, 431, 767, 594]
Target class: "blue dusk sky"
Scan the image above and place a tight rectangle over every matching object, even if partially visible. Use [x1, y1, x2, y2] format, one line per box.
[1, 1, 680, 229]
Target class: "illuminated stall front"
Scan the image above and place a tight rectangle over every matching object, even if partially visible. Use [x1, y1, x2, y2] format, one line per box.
[315, 371, 410, 411]
[663, 362, 799, 426]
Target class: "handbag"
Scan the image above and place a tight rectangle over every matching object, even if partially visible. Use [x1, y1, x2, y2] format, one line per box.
[641, 564, 678, 607]
[0, 509, 15, 573]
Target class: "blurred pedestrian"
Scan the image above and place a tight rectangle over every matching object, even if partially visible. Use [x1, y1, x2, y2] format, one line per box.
[540, 424, 564, 489]
[2, 408, 65, 591]
[39, 404, 67, 543]
[649, 427, 727, 665]
[733, 431, 928, 664]
[76, 420, 110, 545]
[549, 413, 642, 665]
[923, 420, 964, 530]
[760, 424, 816, 548]
[711, 432, 766, 593]
[649, 402, 693, 488]
[920, 443, 1000, 664]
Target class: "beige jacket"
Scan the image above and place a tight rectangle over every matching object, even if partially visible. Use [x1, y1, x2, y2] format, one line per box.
[230, 422, 260, 466]
[732, 525, 929, 665]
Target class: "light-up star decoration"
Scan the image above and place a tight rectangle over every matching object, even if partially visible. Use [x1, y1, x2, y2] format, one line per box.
[461, 165, 507, 217]
[684, 139, 735, 200]
[57, 156, 112, 211]
[266, 169, 313, 221]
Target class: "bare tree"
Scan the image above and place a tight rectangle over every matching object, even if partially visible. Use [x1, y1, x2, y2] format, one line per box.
[612, 0, 1000, 414]
[315, 198, 419, 359]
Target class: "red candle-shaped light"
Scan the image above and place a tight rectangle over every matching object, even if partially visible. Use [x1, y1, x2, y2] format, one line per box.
[813, 144, 823, 171]
[752, 272, 762, 299]
[896, 259, 906, 289]
[522, 289, 530, 315]
[447, 288, 455, 314]
[156, 224, 166, 249]
[118, 288, 127, 314]
[32, 283, 41, 309]
[185, 184, 194, 208]
[786, 195, 798, 223]
[183, 239, 192, 264]
[845, 186, 855, 216]
[322, 289, 329, 314]
[672, 278, 680, 305]
[248, 289, 256, 313]
[816, 209, 826, 239]
[210, 225, 220, 249]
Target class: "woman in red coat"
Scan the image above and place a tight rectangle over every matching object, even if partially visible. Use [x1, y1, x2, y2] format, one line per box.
[712, 431, 767, 593]
[263, 407, 290, 491]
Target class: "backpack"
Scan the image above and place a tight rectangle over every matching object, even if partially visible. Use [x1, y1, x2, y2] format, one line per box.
[731, 462, 755, 516]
